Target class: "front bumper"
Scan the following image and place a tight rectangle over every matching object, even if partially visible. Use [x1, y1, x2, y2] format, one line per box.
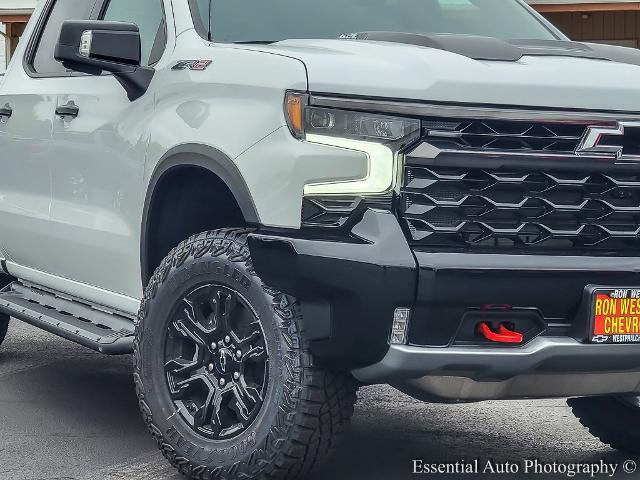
[248, 209, 640, 401]
[249, 209, 417, 369]
[352, 338, 640, 402]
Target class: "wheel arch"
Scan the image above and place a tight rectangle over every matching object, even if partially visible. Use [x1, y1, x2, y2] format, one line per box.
[141, 144, 260, 286]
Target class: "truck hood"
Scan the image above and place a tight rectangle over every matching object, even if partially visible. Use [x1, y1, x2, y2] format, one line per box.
[244, 37, 640, 112]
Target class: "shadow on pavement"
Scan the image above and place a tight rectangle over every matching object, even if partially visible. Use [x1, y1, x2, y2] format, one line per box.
[0, 326, 634, 480]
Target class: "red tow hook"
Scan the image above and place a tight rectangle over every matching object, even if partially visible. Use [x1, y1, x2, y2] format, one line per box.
[477, 322, 524, 344]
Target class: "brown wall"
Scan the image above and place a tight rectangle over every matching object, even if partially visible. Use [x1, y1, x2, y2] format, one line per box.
[543, 11, 640, 45]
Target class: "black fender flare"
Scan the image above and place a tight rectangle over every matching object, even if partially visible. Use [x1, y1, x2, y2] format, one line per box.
[141, 144, 259, 286]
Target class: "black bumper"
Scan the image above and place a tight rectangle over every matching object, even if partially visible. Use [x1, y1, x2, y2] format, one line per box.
[249, 210, 416, 369]
[248, 209, 640, 378]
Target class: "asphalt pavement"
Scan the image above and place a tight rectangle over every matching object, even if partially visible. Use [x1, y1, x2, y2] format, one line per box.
[0, 320, 636, 480]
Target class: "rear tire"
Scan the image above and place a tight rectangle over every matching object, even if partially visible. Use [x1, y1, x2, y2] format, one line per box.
[0, 314, 8, 348]
[0, 275, 10, 348]
[134, 229, 358, 479]
[569, 396, 640, 453]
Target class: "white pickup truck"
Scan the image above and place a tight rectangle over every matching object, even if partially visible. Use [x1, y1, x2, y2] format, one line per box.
[3, 0, 640, 479]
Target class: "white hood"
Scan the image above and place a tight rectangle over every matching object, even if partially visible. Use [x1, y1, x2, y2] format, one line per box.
[249, 39, 640, 112]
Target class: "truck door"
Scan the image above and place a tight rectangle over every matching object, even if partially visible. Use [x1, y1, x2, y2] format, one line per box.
[0, 0, 95, 274]
[46, 0, 168, 300]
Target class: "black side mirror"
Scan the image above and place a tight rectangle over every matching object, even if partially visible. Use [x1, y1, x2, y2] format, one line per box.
[54, 20, 155, 101]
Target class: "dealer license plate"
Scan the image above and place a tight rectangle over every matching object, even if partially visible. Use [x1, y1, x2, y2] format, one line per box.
[591, 288, 640, 344]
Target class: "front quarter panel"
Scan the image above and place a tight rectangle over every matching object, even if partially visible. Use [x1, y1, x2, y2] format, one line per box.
[147, 31, 307, 187]
[147, 31, 370, 229]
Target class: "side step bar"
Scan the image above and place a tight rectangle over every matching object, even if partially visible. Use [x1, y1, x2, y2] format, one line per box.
[0, 282, 134, 354]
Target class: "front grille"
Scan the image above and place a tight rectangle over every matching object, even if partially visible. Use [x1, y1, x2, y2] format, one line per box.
[401, 165, 640, 254]
[424, 119, 588, 154]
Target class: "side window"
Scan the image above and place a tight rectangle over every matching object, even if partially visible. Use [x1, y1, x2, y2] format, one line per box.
[101, 0, 167, 66]
[31, 0, 96, 75]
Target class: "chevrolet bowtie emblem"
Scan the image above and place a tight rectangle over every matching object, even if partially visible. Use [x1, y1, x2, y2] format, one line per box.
[576, 121, 640, 160]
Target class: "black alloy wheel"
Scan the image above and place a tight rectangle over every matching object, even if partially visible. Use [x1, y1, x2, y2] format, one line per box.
[165, 284, 268, 440]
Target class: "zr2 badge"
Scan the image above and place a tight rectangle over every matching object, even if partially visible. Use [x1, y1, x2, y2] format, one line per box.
[172, 60, 213, 71]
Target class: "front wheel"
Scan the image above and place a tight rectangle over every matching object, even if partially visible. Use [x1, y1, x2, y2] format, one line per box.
[134, 229, 358, 479]
[569, 395, 640, 453]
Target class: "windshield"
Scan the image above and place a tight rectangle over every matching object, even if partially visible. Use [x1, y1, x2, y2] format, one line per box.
[191, 0, 558, 43]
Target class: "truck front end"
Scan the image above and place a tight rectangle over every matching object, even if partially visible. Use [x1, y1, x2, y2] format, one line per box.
[226, 0, 640, 405]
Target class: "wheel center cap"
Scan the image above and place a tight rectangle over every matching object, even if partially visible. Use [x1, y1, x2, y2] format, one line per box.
[214, 347, 236, 375]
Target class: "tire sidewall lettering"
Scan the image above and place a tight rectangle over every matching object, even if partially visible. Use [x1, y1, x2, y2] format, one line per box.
[169, 261, 250, 293]
[166, 425, 257, 463]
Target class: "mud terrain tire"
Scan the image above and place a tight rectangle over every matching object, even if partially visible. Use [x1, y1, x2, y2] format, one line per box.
[134, 229, 358, 479]
[569, 396, 640, 454]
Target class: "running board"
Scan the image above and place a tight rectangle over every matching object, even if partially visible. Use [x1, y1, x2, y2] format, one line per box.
[0, 282, 134, 354]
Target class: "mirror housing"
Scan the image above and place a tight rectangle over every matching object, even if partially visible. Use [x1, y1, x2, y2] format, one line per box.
[55, 20, 155, 101]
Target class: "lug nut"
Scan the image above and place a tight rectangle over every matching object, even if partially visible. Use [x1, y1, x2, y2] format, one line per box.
[211, 342, 217, 350]
[233, 372, 240, 380]
[208, 363, 215, 372]
[219, 378, 226, 387]
[236, 350, 242, 358]
[224, 335, 231, 344]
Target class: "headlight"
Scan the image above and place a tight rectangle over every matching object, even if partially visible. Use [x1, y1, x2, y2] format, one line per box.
[285, 92, 420, 144]
[285, 92, 420, 197]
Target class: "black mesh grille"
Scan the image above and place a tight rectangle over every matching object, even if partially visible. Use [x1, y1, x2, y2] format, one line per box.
[424, 119, 587, 154]
[401, 165, 640, 254]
